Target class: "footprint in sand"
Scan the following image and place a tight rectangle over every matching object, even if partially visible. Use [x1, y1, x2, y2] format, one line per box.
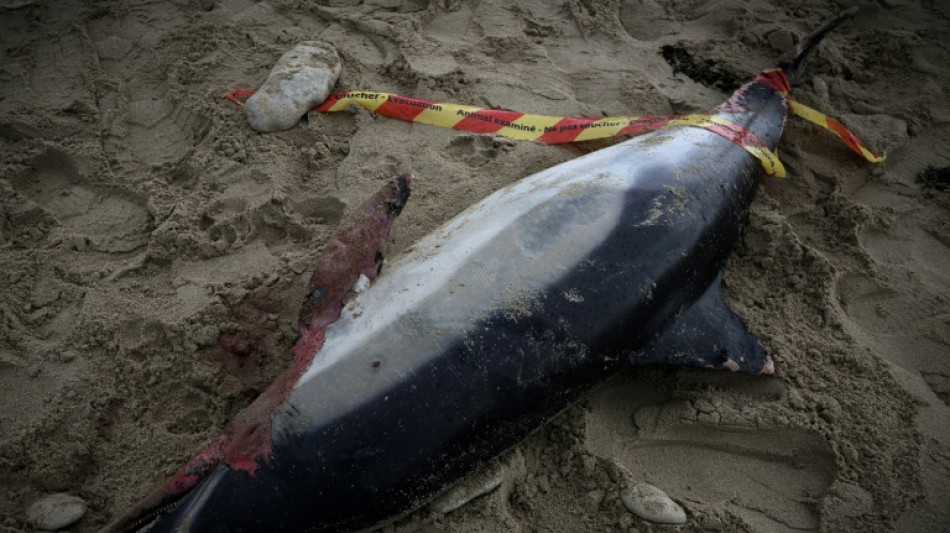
[836, 272, 950, 402]
[11, 30, 86, 112]
[140, 381, 215, 436]
[291, 196, 346, 226]
[618, 0, 670, 42]
[836, 206, 950, 405]
[423, 3, 475, 44]
[11, 148, 151, 252]
[121, 88, 211, 167]
[195, 170, 326, 258]
[585, 372, 836, 532]
[92, 76, 210, 169]
[862, 222, 950, 289]
[446, 136, 513, 167]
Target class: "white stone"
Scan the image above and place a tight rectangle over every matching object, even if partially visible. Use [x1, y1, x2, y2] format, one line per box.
[26, 493, 87, 530]
[245, 42, 341, 133]
[620, 482, 686, 525]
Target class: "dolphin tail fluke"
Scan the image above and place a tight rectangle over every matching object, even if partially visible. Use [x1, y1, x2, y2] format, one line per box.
[631, 274, 773, 375]
[780, 8, 858, 87]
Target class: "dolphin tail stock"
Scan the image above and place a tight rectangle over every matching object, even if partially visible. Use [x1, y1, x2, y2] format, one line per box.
[618, 14, 867, 377]
[780, 7, 859, 87]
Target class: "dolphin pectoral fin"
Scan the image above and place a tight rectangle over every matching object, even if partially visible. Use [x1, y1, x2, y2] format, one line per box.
[292, 174, 411, 361]
[632, 274, 774, 375]
[104, 177, 413, 533]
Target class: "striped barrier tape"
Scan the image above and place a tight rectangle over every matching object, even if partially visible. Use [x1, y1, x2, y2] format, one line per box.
[313, 91, 786, 176]
[225, 89, 786, 177]
[787, 99, 885, 163]
[224, 75, 884, 179]
[753, 68, 886, 164]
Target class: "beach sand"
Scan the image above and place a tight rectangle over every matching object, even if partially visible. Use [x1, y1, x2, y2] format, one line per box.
[1, 0, 947, 531]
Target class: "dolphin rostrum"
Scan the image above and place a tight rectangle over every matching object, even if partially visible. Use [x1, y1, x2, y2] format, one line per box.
[107, 10, 859, 533]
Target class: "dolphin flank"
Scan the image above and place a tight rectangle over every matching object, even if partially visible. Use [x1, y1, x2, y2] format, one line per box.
[106, 10, 858, 533]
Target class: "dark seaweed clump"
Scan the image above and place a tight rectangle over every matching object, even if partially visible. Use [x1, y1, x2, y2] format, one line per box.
[660, 44, 742, 93]
[916, 166, 950, 192]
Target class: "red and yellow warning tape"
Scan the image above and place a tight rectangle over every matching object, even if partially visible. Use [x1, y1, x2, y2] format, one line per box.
[787, 99, 885, 163]
[753, 69, 885, 165]
[224, 71, 884, 179]
[225, 89, 786, 176]
[316, 91, 787, 176]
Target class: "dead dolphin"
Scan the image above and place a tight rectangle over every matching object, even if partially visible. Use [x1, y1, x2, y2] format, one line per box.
[107, 11, 858, 533]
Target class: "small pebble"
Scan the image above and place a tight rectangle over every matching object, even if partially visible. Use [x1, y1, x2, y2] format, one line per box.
[429, 470, 504, 514]
[245, 42, 342, 132]
[620, 482, 686, 525]
[26, 493, 87, 530]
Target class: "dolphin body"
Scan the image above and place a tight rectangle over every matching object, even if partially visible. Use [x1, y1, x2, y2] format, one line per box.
[109, 13, 857, 533]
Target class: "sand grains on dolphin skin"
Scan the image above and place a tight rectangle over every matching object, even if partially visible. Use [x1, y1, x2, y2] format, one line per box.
[26, 493, 88, 530]
[244, 41, 342, 132]
[620, 482, 687, 525]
